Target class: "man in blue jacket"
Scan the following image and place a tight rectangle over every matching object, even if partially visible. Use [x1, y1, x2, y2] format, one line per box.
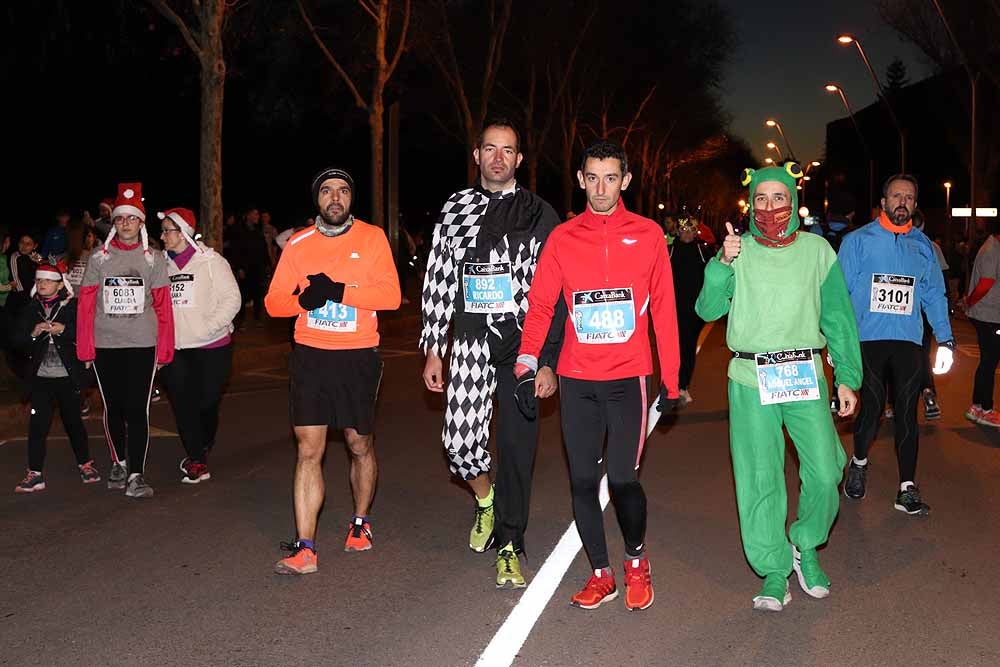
[838, 174, 954, 516]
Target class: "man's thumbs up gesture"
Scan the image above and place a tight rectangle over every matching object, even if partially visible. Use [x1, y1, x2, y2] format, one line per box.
[720, 222, 742, 266]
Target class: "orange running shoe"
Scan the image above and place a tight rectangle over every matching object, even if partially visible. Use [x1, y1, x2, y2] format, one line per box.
[570, 568, 618, 610]
[344, 516, 373, 552]
[274, 541, 317, 575]
[977, 409, 1000, 428]
[624, 557, 654, 611]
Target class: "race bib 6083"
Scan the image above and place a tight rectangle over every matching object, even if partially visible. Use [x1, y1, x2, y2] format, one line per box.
[102, 276, 145, 315]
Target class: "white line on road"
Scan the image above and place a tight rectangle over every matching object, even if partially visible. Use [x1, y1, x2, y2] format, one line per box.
[476, 322, 715, 666]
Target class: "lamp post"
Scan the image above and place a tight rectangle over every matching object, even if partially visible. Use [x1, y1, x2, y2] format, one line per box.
[766, 141, 783, 160]
[944, 181, 952, 216]
[764, 157, 774, 165]
[836, 34, 906, 172]
[764, 119, 797, 162]
[825, 82, 875, 211]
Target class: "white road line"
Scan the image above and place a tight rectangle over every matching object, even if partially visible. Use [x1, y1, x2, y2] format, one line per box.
[476, 322, 715, 666]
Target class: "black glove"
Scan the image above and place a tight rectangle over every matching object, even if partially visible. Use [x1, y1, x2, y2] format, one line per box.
[298, 283, 328, 311]
[298, 273, 345, 311]
[306, 273, 346, 303]
[514, 370, 538, 420]
[656, 385, 679, 413]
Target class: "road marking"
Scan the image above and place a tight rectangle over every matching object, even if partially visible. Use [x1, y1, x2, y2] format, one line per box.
[1, 427, 178, 444]
[476, 322, 715, 666]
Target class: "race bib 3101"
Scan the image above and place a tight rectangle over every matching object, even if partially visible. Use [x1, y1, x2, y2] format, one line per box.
[870, 273, 915, 315]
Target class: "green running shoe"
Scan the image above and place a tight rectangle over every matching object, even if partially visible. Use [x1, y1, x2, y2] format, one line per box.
[792, 546, 831, 599]
[496, 544, 525, 589]
[752, 573, 791, 612]
[469, 498, 495, 553]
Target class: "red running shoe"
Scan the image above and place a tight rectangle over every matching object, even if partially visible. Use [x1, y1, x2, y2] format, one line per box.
[570, 567, 618, 610]
[623, 557, 654, 611]
[274, 541, 318, 575]
[344, 517, 373, 552]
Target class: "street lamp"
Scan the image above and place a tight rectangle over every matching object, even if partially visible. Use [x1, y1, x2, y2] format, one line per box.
[836, 34, 905, 171]
[944, 181, 952, 218]
[764, 157, 774, 165]
[765, 141, 783, 160]
[764, 119, 796, 161]
[824, 82, 875, 210]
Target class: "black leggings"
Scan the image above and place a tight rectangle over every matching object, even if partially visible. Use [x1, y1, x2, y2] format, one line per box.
[28, 377, 90, 471]
[853, 340, 923, 483]
[560, 376, 648, 570]
[94, 347, 157, 474]
[677, 310, 704, 390]
[971, 318, 1000, 410]
[159, 344, 233, 463]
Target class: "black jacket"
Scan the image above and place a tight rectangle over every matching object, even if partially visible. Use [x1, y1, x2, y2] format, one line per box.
[12, 291, 85, 388]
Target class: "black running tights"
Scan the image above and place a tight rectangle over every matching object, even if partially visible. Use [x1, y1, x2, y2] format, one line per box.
[853, 340, 923, 483]
[560, 376, 648, 570]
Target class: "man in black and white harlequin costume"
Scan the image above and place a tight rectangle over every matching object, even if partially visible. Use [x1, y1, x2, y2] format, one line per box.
[420, 118, 565, 588]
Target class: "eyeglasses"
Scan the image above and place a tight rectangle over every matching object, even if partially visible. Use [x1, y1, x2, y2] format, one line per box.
[160, 228, 181, 235]
[113, 215, 142, 225]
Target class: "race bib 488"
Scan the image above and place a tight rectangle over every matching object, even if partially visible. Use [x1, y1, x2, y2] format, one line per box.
[572, 287, 636, 344]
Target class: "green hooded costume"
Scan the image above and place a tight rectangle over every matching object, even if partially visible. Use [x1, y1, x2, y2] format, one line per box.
[695, 164, 862, 605]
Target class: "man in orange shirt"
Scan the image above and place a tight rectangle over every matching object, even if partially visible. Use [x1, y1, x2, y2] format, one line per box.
[266, 167, 401, 574]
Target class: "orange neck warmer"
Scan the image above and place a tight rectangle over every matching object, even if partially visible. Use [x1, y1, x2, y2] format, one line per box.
[879, 210, 912, 234]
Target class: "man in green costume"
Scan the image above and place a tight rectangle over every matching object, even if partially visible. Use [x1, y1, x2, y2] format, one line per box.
[696, 163, 862, 611]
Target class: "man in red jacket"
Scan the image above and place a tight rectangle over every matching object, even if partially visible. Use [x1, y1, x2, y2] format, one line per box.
[517, 140, 680, 611]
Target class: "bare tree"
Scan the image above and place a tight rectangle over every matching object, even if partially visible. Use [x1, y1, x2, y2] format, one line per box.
[426, 0, 512, 184]
[147, 0, 228, 248]
[297, 0, 410, 230]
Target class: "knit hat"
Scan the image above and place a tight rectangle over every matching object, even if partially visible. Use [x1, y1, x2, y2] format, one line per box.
[740, 163, 804, 242]
[157, 207, 203, 253]
[31, 261, 73, 298]
[311, 168, 354, 207]
[100, 182, 153, 266]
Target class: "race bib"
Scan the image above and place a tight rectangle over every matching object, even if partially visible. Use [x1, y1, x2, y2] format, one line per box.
[755, 348, 821, 405]
[306, 300, 357, 332]
[67, 261, 86, 287]
[170, 273, 195, 309]
[102, 276, 145, 315]
[462, 262, 516, 314]
[572, 287, 636, 344]
[870, 273, 915, 315]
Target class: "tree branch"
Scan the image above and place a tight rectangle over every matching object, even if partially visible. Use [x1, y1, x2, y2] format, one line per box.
[357, 0, 379, 22]
[622, 85, 656, 147]
[296, 0, 368, 111]
[147, 0, 203, 59]
[385, 0, 410, 82]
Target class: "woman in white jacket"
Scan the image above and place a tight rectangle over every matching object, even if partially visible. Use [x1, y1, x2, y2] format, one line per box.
[158, 208, 242, 484]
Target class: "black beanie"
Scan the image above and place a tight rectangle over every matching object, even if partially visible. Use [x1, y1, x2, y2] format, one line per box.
[311, 168, 355, 206]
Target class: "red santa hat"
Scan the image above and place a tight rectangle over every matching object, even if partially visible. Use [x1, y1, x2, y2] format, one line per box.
[31, 261, 73, 298]
[99, 198, 115, 215]
[100, 182, 153, 266]
[157, 207, 203, 253]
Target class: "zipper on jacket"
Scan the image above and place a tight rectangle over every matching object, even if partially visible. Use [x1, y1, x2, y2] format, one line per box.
[603, 220, 609, 283]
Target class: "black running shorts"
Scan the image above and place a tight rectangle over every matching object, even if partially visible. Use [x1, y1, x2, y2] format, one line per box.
[289, 345, 383, 434]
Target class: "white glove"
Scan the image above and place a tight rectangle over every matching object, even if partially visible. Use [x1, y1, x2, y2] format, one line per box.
[933, 345, 954, 375]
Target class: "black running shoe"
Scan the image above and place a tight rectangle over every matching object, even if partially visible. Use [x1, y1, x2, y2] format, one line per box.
[894, 485, 930, 516]
[923, 390, 941, 420]
[844, 460, 868, 499]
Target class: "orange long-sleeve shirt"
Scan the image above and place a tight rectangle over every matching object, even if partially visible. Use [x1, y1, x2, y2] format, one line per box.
[265, 220, 401, 350]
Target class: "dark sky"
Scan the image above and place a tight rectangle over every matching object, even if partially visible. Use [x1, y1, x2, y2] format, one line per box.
[718, 0, 930, 165]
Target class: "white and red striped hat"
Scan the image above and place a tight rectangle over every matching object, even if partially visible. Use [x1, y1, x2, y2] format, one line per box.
[32, 261, 73, 298]
[157, 207, 203, 253]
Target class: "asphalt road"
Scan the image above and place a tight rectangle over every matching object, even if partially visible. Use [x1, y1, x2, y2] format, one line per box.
[2, 320, 999, 666]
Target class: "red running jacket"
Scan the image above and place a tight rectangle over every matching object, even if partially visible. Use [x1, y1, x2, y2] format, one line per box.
[518, 204, 680, 395]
